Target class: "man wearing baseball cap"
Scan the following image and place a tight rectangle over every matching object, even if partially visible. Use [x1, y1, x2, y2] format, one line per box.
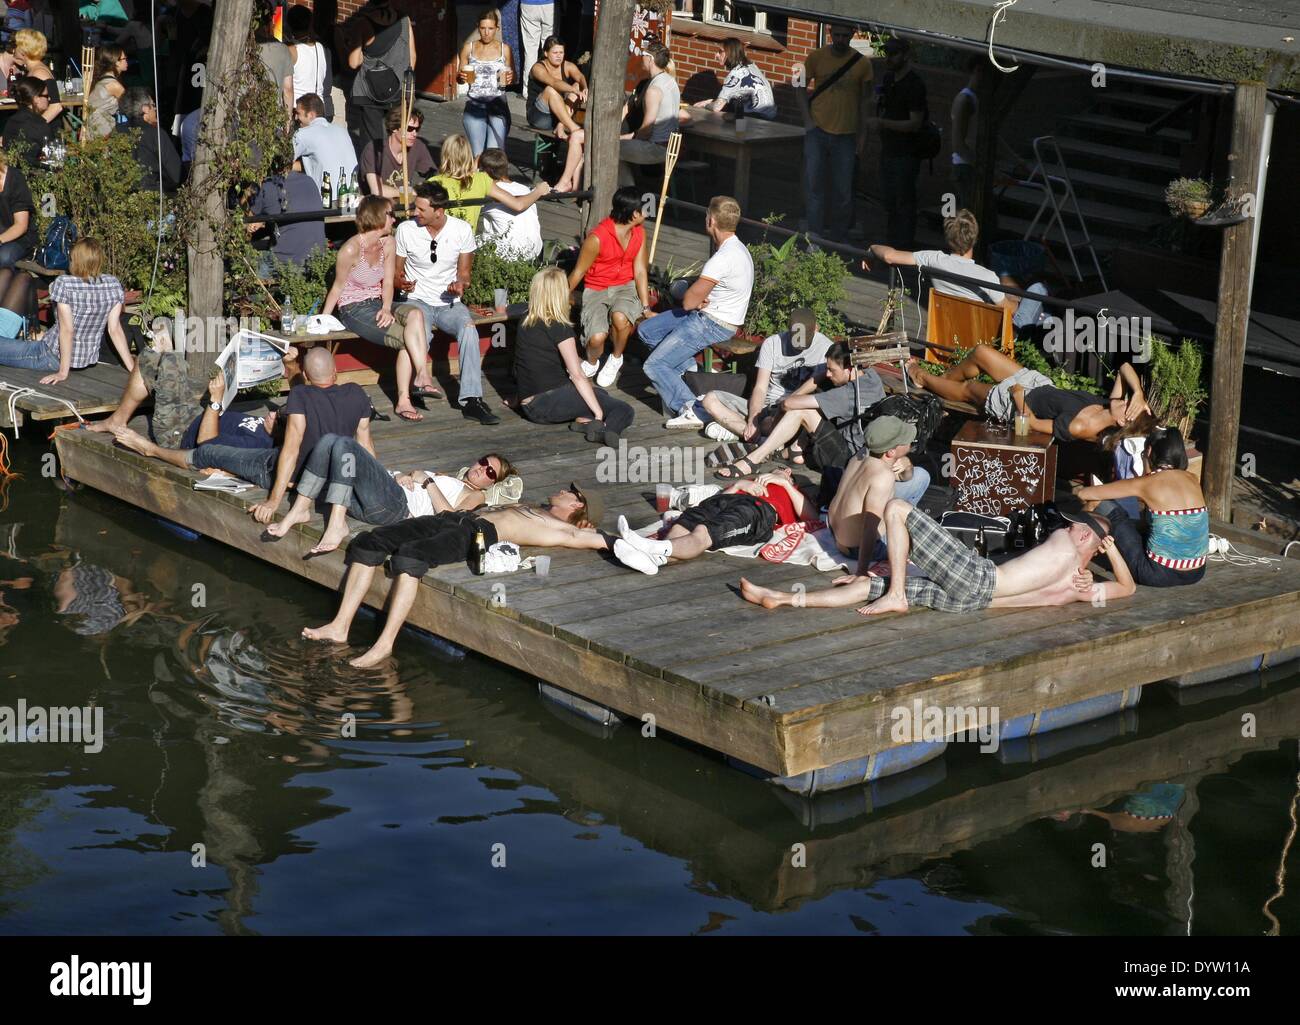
[826, 414, 931, 574]
[742, 498, 1135, 616]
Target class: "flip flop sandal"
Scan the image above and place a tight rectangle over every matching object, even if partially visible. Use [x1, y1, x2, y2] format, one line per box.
[396, 408, 424, 422]
[410, 386, 443, 400]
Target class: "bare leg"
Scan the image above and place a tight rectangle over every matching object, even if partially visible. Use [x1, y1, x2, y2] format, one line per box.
[303, 560, 377, 643]
[556, 129, 585, 192]
[350, 572, 420, 667]
[609, 310, 633, 357]
[663, 523, 712, 562]
[739, 574, 878, 610]
[88, 362, 150, 431]
[700, 392, 749, 437]
[584, 331, 608, 365]
[542, 85, 581, 136]
[109, 426, 193, 469]
[745, 408, 822, 465]
[860, 498, 912, 615]
[266, 492, 315, 538]
[908, 358, 992, 407]
[308, 504, 353, 555]
[404, 308, 437, 393]
[966, 344, 1022, 381]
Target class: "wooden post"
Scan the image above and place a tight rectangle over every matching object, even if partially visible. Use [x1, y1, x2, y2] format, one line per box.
[1204, 81, 1267, 522]
[186, 0, 256, 391]
[588, 0, 637, 230]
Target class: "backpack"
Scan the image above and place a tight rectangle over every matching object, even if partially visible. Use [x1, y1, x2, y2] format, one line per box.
[38, 216, 77, 271]
[863, 392, 944, 456]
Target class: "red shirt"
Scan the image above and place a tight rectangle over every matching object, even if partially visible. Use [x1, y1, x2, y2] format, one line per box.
[762, 483, 800, 526]
[583, 217, 643, 291]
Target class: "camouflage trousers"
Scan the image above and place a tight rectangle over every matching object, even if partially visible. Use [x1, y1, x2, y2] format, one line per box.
[136, 349, 206, 450]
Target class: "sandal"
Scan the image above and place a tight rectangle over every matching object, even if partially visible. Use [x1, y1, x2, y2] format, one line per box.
[714, 456, 766, 480]
[411, 385, 443, 401]
[396, 408, 424, 422]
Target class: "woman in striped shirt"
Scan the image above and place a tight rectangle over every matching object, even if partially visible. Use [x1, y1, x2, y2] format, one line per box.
[1074, 426, 1209, 587]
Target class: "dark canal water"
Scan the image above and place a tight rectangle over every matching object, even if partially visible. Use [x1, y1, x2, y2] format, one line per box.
[2, 441, 1298, 935]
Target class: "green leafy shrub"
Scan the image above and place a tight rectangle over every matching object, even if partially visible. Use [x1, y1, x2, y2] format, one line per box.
[274, 248, 336, 317]
[1014, 339, 1102, 392]
[744, 235, 848, 339]
[465, 239, 541, 306]
[1147, 337, 1206, 437]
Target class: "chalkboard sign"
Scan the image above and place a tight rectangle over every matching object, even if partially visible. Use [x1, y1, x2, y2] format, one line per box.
[950, 421, 1057, 517]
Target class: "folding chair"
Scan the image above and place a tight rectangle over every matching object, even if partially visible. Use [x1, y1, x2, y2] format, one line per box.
[924, 289, 1014, 366]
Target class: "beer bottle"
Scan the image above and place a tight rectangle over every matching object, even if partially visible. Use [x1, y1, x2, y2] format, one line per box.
[1011, 509, 1027, 549]
[321, 170, 332, 207]
[975, 526, 988, 558]
[473, 528, 487, 575]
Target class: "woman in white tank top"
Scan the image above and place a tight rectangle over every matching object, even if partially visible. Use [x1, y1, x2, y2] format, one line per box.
[458, 9, 514, 156]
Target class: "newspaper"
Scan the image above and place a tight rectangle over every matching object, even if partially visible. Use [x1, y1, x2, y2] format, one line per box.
[212, 330, 292, 413]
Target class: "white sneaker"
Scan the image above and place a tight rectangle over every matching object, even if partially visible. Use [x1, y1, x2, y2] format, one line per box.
[616, 515, 638, 542]
[595, 354, 624, 388]
[619, 527, 672, 560]
[614, 538, 665, 575]
[704, 421, 740, 443]
[580, 359, 599, 378]
[665, 406, 704, 430]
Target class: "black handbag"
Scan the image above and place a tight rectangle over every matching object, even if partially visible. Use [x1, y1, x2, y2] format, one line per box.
[939, 510, 1010, 554]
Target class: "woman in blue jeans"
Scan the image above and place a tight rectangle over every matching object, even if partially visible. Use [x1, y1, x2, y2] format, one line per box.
[458, 9, 514, 155]
[262, 434, 521, 557]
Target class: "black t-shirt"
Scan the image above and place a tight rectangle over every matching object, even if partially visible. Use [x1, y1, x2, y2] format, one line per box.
[514, 318, 578, 398]
[1026, 386, 1105, 443]
[3, 109, 53, 166]
[284, 382, 371, 482]
[0, 165, 37, 251]
[877, 69, 927, 157]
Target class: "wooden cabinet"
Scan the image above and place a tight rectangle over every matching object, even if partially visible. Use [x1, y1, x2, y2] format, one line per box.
[950, 420, 1057, 517]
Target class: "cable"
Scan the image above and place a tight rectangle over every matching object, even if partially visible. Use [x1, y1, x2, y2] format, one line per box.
[987, 1, 1020, 73]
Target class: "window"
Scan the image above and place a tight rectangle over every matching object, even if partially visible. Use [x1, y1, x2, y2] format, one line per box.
[673, 0, 787, 37]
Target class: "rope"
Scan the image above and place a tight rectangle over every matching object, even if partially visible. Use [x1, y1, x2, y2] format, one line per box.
[1263, 767, 1300, 936]
[0, 380, 86, 439]
[988, 0, 1021, 73]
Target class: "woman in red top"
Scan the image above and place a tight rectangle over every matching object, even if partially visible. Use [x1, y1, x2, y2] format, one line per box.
[566, 186, 653, 388]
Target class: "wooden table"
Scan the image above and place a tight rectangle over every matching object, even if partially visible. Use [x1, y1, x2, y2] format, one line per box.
[677, 107, 805, 212]
[0, 92, 85, 110]
[949, 419, 1057, 517]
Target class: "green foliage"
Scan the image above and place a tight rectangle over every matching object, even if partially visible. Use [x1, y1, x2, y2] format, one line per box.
[1014, 339, 1101, 392]
[19, 131, 168, 293]
[274, 248, 336, 316]
[464, 239, 541, 306]
[1146, 337, 1206, 437]
[1164, 177, 1213, 217]
[744, 234, 848, 338]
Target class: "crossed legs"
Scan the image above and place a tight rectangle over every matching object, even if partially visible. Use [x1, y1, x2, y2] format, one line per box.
[907, 344, 1021, 408]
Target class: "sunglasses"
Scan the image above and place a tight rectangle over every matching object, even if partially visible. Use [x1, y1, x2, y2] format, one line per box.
[476, 457, 498, 482]
[406, 124, 421, 133]
[428, 237, 439, 262]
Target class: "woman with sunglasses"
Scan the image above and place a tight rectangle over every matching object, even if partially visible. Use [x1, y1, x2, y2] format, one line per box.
[360, 106, 436, 199]
[264, 444, 522, 558]
[84, 46, 129, 139]
[321, 195, 439, 422]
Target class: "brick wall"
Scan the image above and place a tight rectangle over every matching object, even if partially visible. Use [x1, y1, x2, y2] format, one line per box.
[668, 17, 825, 124]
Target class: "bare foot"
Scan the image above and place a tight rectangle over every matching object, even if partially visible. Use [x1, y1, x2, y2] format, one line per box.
[859, 591, 909, 616]
[266, 505, 313, 539]
[739, 577, 788, 610]
[109, 425, 157, 457]
[302, 622, 349, 643]
[308, 524, 350, 556]
[86, 418, 127, 434]
[556, 176, 575, 193]
[906, 358, 927, 389]
[349, 644, 393, 669]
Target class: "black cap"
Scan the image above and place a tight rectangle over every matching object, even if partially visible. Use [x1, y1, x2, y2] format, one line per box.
[569, 482, 604, 526]
[1060, 508, 1110, 541]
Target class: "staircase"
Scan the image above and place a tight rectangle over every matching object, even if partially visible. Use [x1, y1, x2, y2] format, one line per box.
[994, 84, 1201, 271]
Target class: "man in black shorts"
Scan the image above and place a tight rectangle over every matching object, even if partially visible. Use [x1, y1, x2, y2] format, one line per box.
[612, 472, 811, 575]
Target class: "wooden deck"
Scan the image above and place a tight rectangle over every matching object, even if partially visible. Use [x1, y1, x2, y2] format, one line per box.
[0, 362, 131, 431]
[51, 356, 1300, 779]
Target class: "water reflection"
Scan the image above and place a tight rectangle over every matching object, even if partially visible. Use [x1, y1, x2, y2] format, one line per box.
[0, 476, 1296, 934]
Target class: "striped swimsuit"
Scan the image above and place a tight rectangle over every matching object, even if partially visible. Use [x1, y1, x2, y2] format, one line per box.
[1146, 506, 1209, 570]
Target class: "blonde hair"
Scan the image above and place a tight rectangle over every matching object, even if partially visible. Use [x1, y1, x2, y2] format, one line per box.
[943, 210, 980, 254]
[522, 267, 572, 327]
[438, 133, 477, 188]
[354, 195, 393, 233]
[14, 29, 47, 63]
[707, 195, 741, 232]
[69, 239, 106, 281]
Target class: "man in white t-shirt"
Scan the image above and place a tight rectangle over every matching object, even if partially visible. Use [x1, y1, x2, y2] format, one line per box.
[292, 93, 358, 192]
[476, 148, 543, 260]
[865, 208, 1014, 311]
[638, 195, 754, 427]
[389, 181, 499, 425]
[699, 307, 832, 443]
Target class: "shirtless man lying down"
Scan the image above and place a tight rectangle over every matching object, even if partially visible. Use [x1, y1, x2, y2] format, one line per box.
[304, 483, 610, 667]
[741, 499, 1135, 615]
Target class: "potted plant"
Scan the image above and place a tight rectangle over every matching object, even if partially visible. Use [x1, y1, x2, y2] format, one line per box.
[743, 234, 848, 341]
[1164, 178, 1213, 220]
[465, 239, 542, 310]
[1146, 336, 1207, 472]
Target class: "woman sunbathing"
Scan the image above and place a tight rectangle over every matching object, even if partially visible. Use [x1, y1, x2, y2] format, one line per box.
[906, 345, 1153, 446]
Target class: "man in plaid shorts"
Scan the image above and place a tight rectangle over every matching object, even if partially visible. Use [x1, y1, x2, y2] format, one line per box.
[740, 499, 1136, 615]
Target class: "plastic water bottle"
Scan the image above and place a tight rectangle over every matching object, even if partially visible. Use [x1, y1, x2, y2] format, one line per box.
[281, 298, 294, 335]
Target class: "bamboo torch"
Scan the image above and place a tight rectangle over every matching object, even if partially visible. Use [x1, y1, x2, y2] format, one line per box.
[79, 44, 96, 143]
[400, 73, 415, 213]
[647, 132, 681, 268]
